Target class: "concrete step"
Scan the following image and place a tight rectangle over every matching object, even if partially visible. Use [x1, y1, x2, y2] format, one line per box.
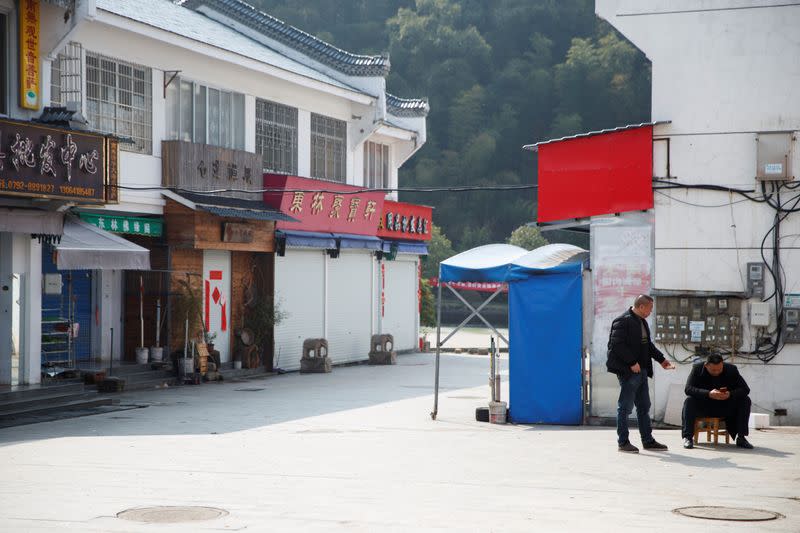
[0, 394, 115, 421]
[0, 391, 95, 414]
[218, 366, 277, 381]
[0, 382, 85, 403]
[120, 376, 176, 392]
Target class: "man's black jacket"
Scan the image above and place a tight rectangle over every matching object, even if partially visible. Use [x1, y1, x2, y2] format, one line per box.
[684, 362, 750, 400]
[606, 308, 665, 377]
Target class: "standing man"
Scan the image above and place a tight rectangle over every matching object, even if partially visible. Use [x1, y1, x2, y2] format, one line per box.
[607, 294, 675, 453]
[681, 354, 753, 449]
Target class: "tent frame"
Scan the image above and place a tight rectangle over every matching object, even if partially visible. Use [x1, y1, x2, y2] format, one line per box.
[431, 282, 508, 420]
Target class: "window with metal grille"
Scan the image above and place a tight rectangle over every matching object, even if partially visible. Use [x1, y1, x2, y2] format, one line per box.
[256, 98, 297, 174]
[86, 52, 152, 154]
[363, 141, 390, 189]
[311, 113, 346, 182]
[165, 76, 244, 150]
[50, 42, 83, 108]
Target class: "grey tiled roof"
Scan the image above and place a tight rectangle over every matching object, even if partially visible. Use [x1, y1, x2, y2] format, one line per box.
[182, 0, 390, 77]
[97, 0, 353, 92]
[174, 191, 297, 221]
[522, 121, 671, 151]
[386, 93, 429, 118]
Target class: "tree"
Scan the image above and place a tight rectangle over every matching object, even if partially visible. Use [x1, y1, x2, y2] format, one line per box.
[419, 278, 436, 327]
[422, 223, 455, 279]
[508, 225, 548, 250]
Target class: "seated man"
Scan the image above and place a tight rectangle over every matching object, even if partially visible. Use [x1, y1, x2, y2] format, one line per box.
[682, 354, 753, 449]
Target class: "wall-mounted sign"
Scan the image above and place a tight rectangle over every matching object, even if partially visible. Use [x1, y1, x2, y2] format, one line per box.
[222, 222, 254, 243]
[378, 200, 433, 241]
[162, 140, 262, 200]
[79, 213, 163, 237]
[263, 173, 385, 235]
[19, 0, 40, 110]
[0, 119, 111, 203]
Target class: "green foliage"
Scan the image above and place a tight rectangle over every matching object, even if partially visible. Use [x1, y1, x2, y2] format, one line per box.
[244, 296, 288, 353]
[419, 278, 436, 327]
[243, 1, 650, 253]
[172, 274, 205, 341]
[508, 225, 549, 250]
[422, 223, 455, 279]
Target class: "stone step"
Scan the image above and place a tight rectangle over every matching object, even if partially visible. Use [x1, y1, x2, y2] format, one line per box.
[0, 382, 85, 403]
[0, 394, 115, 422]
[0, 391, 94, 414]
[120, 376, 176, 392]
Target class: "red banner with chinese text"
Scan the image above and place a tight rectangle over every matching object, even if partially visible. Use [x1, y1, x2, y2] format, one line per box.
[263, 174, 385, 235]
[429, 278, 508, 293]
[378, 200, 433, 241]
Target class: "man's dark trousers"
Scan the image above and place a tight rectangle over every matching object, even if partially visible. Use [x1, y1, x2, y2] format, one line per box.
[617, 372, 654, 445]
[682, 396, 751, 440]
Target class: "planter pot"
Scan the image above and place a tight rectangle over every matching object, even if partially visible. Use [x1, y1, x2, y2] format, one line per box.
[180, 357, 194, 374]
[149, 346, 164, 362]
[135, 347, 149, 364]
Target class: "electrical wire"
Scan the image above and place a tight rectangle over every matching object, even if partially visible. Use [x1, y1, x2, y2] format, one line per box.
[116, 184, 539, 195]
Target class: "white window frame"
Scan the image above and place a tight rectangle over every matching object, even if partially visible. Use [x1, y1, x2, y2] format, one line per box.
[166, 76, 245, 150]
[86, 51, 153, 154]
[50, 42, 83, 109]
[310, 113, 346, 182]
[363, 141, 390, 189]
[256, 98, 298, 174]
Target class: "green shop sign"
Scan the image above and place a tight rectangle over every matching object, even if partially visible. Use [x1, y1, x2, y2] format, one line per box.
[79, 213, 163, 237]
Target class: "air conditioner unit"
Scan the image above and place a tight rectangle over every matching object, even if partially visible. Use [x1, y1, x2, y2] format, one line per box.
[756, 132, 795, 181]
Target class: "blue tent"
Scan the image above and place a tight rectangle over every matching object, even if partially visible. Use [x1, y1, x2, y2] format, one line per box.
[433, 243, 588, 425]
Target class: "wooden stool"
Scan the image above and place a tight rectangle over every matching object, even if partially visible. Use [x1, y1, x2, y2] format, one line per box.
[693, 417, 730, 444]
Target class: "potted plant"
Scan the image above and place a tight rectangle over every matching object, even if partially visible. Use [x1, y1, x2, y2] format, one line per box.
[172, 274, 205, 373]
[244, 296, 287, 372]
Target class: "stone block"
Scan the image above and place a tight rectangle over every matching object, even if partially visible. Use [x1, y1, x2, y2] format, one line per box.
[300, 338, 331, 374]
[749, 413, 770, 429]
[369, 350, 396, 365]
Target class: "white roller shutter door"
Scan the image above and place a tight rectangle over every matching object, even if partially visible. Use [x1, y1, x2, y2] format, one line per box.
[382, 257, 418, 351]
[274, 249, 325, 371]
[327, 251, 373, 364]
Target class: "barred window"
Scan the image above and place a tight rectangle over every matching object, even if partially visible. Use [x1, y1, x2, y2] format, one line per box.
[50, 42, 83, 108]
[86, 52, 152, 154]
[255, 99, 297, 174]
[311, 113, 346, 182]
[166, 76, 245, 150]
[363, 141, 390, 189]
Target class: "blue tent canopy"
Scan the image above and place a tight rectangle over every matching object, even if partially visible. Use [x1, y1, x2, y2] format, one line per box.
[433, 243, 588, 425]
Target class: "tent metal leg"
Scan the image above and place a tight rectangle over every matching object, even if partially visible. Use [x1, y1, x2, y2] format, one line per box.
[445, 285, 509, 345]
[432, 282, 443, 420]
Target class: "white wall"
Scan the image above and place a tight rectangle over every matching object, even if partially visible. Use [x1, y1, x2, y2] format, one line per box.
[597, 0, 800, 423]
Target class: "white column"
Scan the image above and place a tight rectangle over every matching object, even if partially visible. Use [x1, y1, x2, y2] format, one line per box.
[0, 233, 13, 385]
[245, 94, 256, 153]
[298, 110, 311, 177]
[21, 236, 42, 385]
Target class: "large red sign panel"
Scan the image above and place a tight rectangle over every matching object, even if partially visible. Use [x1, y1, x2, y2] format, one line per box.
[536, 126, 654, 223]
[263, 174, 385, 235]
[378, 200, 432, 241]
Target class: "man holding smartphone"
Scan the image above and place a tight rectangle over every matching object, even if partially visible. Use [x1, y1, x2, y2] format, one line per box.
[681, 353, 753, 449]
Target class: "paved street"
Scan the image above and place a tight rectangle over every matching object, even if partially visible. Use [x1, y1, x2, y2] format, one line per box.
[0, 352, 798, 532]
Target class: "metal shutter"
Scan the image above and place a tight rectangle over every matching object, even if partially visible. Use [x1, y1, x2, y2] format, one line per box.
[381, 257, 418, 351]
[327, 251, 373, 364]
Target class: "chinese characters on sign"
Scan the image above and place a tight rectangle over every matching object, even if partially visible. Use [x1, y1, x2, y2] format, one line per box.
[19, 0, 40, 110]
[162, 141, 261, 199]
[377, 200, 433, 242]
[79, 213, 164, 237]
[263, 173, 386, 235]
[0, 119, 108, 202]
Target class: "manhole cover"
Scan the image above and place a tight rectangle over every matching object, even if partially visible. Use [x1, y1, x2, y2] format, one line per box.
[235, 388, 265, 392]
[673, 506, 783, 522]
[117, 506, 228, 523]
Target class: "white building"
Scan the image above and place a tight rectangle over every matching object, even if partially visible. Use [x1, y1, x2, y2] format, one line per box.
[590, 0, 800, 424]
[1, 0, 428, 385]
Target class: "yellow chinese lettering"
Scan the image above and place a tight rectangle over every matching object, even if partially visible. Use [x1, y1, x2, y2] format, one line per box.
[290, 191, 305, 213]
[311, 192, 325, 214]
[329, 194, 344, 219]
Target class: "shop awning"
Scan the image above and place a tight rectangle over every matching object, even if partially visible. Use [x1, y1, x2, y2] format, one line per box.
[55, 216, 150, 270]
[277, 230, 337, 249]
[334, 233, 383, 251]
[0, 208, 63, 234]
[381, 240, 429, 255]
[164, 190, 297, 222]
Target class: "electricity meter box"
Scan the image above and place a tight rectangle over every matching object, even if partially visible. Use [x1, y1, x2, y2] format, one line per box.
[784, 293, 800, 343]
[653, 295, 742, 345]
[756, 132, 795, 181]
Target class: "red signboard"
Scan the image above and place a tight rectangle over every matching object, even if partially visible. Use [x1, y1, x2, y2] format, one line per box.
[378, 200, 433, 241]
[263, 173, 385, 235]
[536, 126, 654, 223]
